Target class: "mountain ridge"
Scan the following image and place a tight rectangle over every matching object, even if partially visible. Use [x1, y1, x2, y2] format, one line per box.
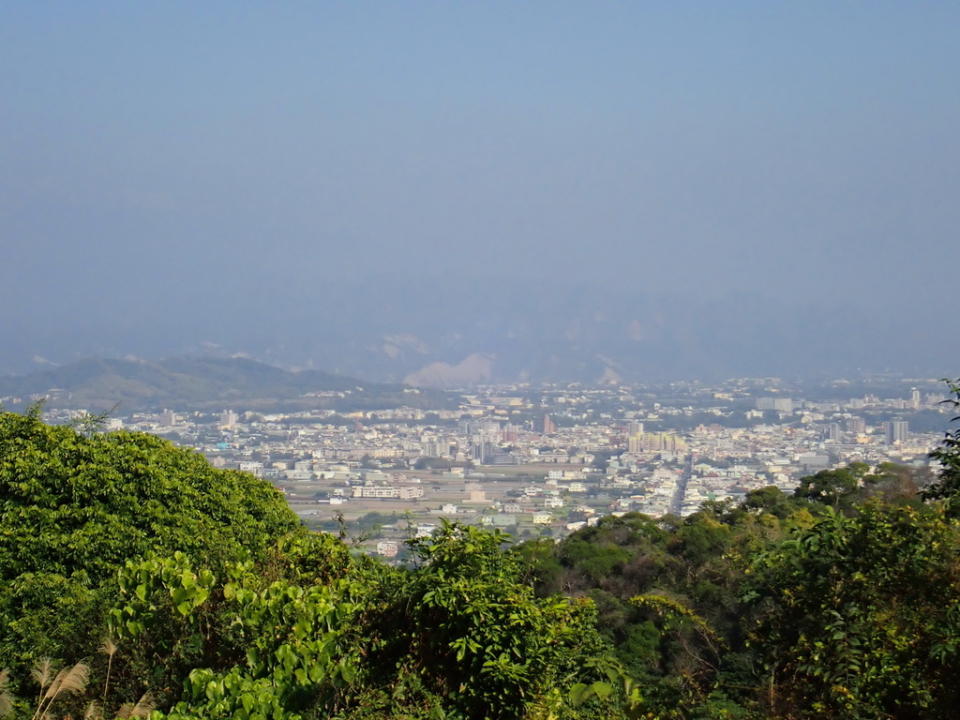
[0, 355, 454, 412]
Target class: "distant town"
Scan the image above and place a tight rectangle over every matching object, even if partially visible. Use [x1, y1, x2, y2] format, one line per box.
[22, 376, 954, 561]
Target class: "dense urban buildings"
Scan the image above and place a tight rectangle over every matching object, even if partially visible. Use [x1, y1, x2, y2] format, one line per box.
[19, 375, 950, 560]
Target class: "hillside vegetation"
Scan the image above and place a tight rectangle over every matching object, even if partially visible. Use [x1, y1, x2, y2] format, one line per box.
[1, 384, 959, 719]
[0, 357, 454, 412]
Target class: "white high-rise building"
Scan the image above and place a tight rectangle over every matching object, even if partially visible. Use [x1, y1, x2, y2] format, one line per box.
[910, 387, 921, 410]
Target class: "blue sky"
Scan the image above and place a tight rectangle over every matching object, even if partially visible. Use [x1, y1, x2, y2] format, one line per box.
[1, 2, 958, 373]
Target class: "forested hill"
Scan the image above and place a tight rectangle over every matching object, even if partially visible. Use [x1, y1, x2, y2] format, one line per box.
[0, 356, 455, 412]
[1, 384, 960, 719]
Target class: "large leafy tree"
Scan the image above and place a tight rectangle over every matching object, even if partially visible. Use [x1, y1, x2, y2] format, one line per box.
[744, 503, 960, 718]
[793, 463, 868, 509]
[0, 410, 299, 680]
[354, 522, 625, 720]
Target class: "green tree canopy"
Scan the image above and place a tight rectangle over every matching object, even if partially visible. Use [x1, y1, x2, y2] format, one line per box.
[0, 410, 299, 680]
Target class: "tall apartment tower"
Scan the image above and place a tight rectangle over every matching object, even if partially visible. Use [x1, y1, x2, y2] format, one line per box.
[910, 387, 921, 410]
[219, 409, 238, 430]
[542, 414, 557, 434]
[846, 417, 867, 435]
[884, 420, 909, 446]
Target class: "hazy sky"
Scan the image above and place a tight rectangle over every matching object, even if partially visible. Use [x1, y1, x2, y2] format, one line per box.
[2, 2, 958, 373]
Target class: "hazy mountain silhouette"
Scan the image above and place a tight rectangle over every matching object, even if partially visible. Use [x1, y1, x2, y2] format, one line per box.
[0, 280, 952, 384]
[0, 355, 453, 412]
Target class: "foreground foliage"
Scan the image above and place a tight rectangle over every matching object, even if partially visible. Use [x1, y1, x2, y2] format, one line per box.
[0, 408, 298, 692]
[1, 388, 960, 719]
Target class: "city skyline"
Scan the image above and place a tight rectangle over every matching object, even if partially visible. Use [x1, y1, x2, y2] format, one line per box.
[28, 369, 949, 553]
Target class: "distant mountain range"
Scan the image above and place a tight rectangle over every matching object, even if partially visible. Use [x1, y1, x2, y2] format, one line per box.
[0, 278, 954, 385]
[0, 356, 455, 413]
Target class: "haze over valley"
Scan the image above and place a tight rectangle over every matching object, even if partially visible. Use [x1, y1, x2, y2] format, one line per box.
[3, 3, 957, 384]
[2, 278, 955, 385]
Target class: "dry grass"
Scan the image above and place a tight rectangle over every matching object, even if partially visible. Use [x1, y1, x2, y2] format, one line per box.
[116, 693, 154, 720]
[99, 639, 117, 659]
[5, 659, 152, 720]
[31, 659, 53, 693]
[32, 661, 90, 720]
[100, 637, 118, 702]
[45, 662, 90, 700]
